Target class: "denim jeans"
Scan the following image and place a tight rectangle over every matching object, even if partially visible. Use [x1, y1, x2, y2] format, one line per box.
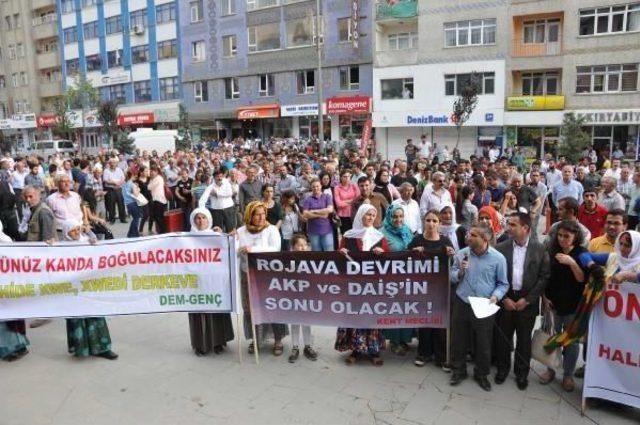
[126, 202, 141, 238]
[308, 232, 334, 252]
[553, 312, 579, 378]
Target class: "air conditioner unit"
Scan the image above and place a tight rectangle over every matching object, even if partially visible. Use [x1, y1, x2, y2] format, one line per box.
[132, 25, 145, 35]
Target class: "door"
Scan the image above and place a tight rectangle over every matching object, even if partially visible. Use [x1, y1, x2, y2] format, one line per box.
[546, 20, 561, 55]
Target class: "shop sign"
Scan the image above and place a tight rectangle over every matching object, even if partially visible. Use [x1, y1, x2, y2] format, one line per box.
[67, 110, 102, 128]
[91, 72, 131, 88]
[506, 95, 565, 111]
[569, 110, 640, 125]
[326, 96, 371, 114]
[37, 114, 59, 128]
[280, 104, 322, 117]
[237, 104, 280, 120]
[406, 114, 450, 125]
[351, 0, 360, 49]
[360, 118, 372, 155]
[0, 114, 37, 130]
[117, 112, 155, 126]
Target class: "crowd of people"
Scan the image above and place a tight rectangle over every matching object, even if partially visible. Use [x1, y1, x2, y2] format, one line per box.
[1, 136, 639, 398]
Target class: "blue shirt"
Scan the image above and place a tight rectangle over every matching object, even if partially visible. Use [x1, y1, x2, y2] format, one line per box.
[552, 179, 584, 205]
[122, 180, 136, 206]
[451, 246, 509, 304]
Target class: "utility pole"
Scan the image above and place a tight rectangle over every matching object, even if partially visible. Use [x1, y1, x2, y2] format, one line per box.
[315, 0, 323, 142]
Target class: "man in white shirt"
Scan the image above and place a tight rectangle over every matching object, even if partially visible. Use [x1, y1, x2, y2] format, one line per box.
[599, 176, 626, 211]
[419, 172, 452, 218]
[102, 158, 127, 223]
[392, 183, 421, 234]
[199, 168, 236, 232]
[419, 135, 431, 159]
[603, 159, 621, 180]
[164, 159, 180, 208]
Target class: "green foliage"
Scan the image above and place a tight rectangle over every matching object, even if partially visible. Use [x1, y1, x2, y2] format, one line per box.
[175, 104, 191, 151]
[452, 72, 481, 150]
[97, 99, 119, 150]
[114, 131, 135, 155]
[65, 76, 99, 110]
[51, 99, 74, 140]
[559, 113, 591, 162]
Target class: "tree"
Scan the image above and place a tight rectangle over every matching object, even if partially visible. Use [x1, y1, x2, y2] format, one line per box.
[97, 99, 119, 151]
[64, 76, 100, 151]
[175, 104, 191, 151]
[114, 131, 135, 155]
[452, 72, 481, 150]
[559, 113, 591, 162]
[51, 98, 74, 141]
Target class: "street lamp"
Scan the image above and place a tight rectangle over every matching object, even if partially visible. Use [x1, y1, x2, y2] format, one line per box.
[316, 0, 323, 142]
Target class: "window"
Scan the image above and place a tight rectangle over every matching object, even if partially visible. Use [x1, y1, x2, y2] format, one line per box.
[444, 72, 495, 96]
[20, 72, 27, 86]
[248, 23, 281, 52]
[134, 80, 151, 102]
[16, 43, 24, 58]
[130, 9, 148, 29]
[5, 16, 11, 30]
[338, 18, 352, 42]
[222, 0, 236, 15]
[61, 0, 75, 14]
[131, 45, 150, 64]
[64, 27, 78, 44]
[109, 84, 127, 104]
[0, 76, 4, 88]
[191, 40, 206, 61]
[107, 49, 123, 68]
[224, 77, 240, 99]
[579, 3, 640, 36]
[286, 17, 314, 47]
[222, 35, 237, 57]
[194, 81, 209, 102]
[523, 19, 560, 44]
[296, 70, 315, 94]
[13, 14, 20, 29]
[83, 0, 98, 6]
[156, 3, 176, 24]
[246, 0, 278, 11]
[158, 39, 177, 59]
[11, 73, 18, 88]
[83, 21, 99, 39]
[106, 15, 122, 35]
[8, 45, 15, 60]
[381, 78, 414, 99]
[160, 77, 179, 100]
[444, 19, 496, 47]
[388, 32, 418, 50]
[522, 71, 560, 95]
[66, 58, 79, 76]
[86, 54, 102, 71]
[190, 0, 204, 22]
[259, 74, 274, 96]
[576, 64, 638, 93]
[339, 66, 359, 90]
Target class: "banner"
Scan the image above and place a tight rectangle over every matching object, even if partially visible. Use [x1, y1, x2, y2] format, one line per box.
[584, 282, 640, 409]
[0, 233, 237, 320]
[247, 251, 449, 329]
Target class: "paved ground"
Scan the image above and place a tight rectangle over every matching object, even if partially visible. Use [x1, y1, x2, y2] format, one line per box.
[2, 222, 639, 425]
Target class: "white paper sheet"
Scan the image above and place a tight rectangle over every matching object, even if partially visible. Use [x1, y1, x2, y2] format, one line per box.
[468, 296, 500, 319]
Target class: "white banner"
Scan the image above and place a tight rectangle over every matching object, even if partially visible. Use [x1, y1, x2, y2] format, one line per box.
[0, 233, 237, 319]
[584, 282, 640, 409]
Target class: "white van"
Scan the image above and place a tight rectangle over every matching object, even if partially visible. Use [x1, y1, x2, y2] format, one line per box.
[30, 140, 75, 157]
[127, 128, 177, 154]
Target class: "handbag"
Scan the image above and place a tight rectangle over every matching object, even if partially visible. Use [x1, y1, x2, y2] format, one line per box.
[135, 193, 149, 207]
[531, 310, 562, 369]
[164, 184, 174, 202]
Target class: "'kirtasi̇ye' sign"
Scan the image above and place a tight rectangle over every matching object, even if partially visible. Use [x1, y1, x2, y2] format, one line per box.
[247, 251, 450, 329]
[0, 233, 237, 320]
[569, 110, 640, 125]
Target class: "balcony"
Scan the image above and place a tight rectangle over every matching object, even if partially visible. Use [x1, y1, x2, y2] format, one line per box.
[512, 39, 561, 57]
[37, 51, 60, 69]
[375, 49, 418, 67]
[512, 12, 563, 57]
[376, 0, 417, 21]
[31, 17, 57, 39]
[38, 81, 63, 98]
[31, 0, 55, 10]
[505, 95, 565, 111]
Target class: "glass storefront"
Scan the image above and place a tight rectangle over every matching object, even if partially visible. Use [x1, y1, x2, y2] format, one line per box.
[299, 116, 331, 140]
[339, 115, 367, 138]
[516, 126, 560, 159]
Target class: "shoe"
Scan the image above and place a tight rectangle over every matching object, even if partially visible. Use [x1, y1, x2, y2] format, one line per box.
[213, 345, 223, 354]
[370, 356, 383, 366]
[97, 351, 118, 360]
[474, 375, 492, 392]
[120, 219, 128, 224]
[194, 349, 206, 357]
[574, 365, 585, 378]
[273, 343, 284, 356]
[3, 348, 28, 362]
[29, 319, 52, 328]
[109, 220, 116, 225]
[450, 373, 468, 386]
[562, 377, 575, 392]
[516, 377, 529, 391]
[539, 369, 556, 385]
[494, 372, 508, 385]
[440, 363, 452, 373]
[303, 345, 318, 361]
[289, 347, 300, 363]
[345, 353, 357, 365]
[414, 356, 426, 367]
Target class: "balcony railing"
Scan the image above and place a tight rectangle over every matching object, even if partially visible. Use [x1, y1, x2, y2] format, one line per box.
[506, 95, 565, 111]
[32, 14, 56, 27]
[512, 40, 562, 57]
[376, 0, 418, 20]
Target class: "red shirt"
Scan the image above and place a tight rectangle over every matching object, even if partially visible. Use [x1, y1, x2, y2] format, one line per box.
[578, 204, 608, 238]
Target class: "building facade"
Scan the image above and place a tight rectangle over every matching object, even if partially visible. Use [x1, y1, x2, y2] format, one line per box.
[179, 0, 373, 142]
[0, 0, 63, 150]
[55, 0, 181, 152]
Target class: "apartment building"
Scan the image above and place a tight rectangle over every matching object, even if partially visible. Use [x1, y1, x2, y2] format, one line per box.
[505, 0, 640, 159]
[179, 0, 373, 141]
[372, 0, 508, 159]
[55, 0, 181, 152]
[0, 0, 63, 150]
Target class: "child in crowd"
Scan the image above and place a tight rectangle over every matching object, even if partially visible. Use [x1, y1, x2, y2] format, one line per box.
[288, 234, 318, 363]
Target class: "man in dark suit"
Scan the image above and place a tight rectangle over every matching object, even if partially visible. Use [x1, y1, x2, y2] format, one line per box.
[495, 212, 550, 390]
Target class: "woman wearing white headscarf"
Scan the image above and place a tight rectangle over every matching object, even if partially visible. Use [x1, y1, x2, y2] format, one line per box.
[581, 230, 640, 283]
[0, 223, 30, 362]
[335, 204, 389, 366]
[62, 219, 118, 360]
[188, 208, 234, 355]
[438, 202, 466, 252]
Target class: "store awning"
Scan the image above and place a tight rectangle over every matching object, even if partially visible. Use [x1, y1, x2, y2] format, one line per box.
[237, 104, 280, 120]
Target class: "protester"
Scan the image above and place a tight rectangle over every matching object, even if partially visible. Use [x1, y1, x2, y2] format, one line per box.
[352, 176, 388, 228]
[148, 166, 167, 234]
[478, 206, 506, 244]
[420, 172, 451, 217]
[302, 179, 334, 251]
[599, 176, 626, 211]
[457, 186, 478, 230]
[335, 204, 389, 365]
[280, 190, 301, 251]
[261, 183, 283, 228]
[200, 168, 236, 233]
[578, 189, 608, 238]
[122, 171, 142, 238]
[333, 169, 360, 234]
[103, 158, 127, 224]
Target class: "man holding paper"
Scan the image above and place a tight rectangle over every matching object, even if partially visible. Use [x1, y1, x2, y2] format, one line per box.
[450, 223, 509, 391]
[495, 212, 549, 390]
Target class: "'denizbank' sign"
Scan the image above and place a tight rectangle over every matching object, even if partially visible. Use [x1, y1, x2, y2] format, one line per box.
[407, 115, 449, 125]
